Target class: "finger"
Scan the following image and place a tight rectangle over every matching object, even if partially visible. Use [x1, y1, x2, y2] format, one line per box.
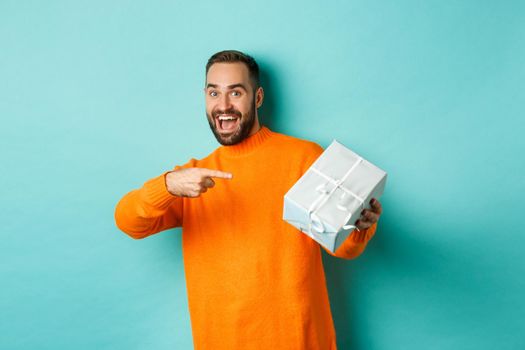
[355, 219, 372, 231]
[188, 190, 200, 198]
[202, 177, 215, 188]
[370, 198, 382, 215]
[360, 209, 379, 223]
[199, 168, 233, 179]
[191, 184, 203, 194]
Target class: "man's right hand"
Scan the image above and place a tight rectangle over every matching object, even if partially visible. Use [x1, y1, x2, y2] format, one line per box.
[165, 168, 233, 198]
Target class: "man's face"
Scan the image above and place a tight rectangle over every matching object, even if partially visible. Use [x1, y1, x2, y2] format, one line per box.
[205, 62, 260, 145]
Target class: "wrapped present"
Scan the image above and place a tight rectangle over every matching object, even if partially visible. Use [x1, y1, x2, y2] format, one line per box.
[283, 140, 387, 253]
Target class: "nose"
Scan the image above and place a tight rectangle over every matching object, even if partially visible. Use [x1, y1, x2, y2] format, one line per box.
[218, 93, 232, 111]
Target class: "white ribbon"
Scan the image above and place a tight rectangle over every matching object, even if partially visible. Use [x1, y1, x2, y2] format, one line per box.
[306, 157, 365, 238]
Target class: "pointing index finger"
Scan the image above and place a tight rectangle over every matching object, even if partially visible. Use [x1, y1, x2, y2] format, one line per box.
[200, 168, 233, 179]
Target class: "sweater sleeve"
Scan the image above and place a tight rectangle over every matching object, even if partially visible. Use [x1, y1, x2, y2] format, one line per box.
[322, 222, 378, 259]
[114, 169, 184, 239]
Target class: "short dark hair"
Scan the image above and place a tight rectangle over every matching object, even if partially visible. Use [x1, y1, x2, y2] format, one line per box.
[205, 50, 260, 90]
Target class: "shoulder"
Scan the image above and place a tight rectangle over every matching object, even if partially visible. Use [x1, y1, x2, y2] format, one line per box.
[269, 129, 324, 159]
[264, 129, 324, 174]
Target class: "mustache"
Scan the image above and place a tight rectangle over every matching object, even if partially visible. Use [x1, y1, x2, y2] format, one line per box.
[212, 108, 241, 118]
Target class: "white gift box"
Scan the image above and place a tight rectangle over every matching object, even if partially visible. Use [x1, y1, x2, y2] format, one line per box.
[283, 140, 387, 253]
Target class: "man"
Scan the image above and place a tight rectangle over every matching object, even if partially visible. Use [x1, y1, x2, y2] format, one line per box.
[114, 50, 382, 350]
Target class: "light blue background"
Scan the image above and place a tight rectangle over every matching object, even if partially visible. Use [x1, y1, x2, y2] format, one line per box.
[1, 1, 524, 349]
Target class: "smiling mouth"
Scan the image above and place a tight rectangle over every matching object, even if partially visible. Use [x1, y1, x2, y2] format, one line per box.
[215, 114, 240, 134]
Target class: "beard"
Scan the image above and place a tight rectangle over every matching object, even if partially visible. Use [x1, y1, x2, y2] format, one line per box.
[206, 97, 257, 146]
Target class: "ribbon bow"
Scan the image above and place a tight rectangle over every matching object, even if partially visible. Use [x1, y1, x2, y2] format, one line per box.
[306, 157, 366, 240]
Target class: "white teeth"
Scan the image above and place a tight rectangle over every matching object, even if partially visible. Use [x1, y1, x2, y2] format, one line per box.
[218, 115, 237, 121]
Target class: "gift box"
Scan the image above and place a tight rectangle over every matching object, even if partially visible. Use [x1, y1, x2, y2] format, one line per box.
[283, 140, 387, 253]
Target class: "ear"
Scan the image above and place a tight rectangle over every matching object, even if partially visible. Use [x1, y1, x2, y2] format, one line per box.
[255, 87, 264, 108]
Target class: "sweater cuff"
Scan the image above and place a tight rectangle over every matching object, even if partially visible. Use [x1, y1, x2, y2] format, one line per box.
[350, 222, 377, 244]
[139, 171, 179, 210]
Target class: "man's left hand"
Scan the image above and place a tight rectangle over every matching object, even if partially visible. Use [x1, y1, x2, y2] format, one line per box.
[355, 198, 382, 231]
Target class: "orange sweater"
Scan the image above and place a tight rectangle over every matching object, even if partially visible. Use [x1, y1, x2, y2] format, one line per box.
[114, 126, 377, 349]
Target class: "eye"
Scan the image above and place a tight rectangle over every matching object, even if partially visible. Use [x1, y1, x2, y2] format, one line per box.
[209, 90, 218, 97]
[231, 90, 241, 97]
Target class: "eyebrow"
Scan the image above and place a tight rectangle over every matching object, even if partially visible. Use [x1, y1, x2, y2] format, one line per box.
[206, 83, 248, 91]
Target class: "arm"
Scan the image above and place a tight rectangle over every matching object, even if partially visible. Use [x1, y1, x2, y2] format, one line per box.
[114, 163, 233, 239]
[114, 170, 183, 239]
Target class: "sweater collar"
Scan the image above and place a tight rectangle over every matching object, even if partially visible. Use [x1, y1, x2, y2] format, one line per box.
[218, 125, 273, 157]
